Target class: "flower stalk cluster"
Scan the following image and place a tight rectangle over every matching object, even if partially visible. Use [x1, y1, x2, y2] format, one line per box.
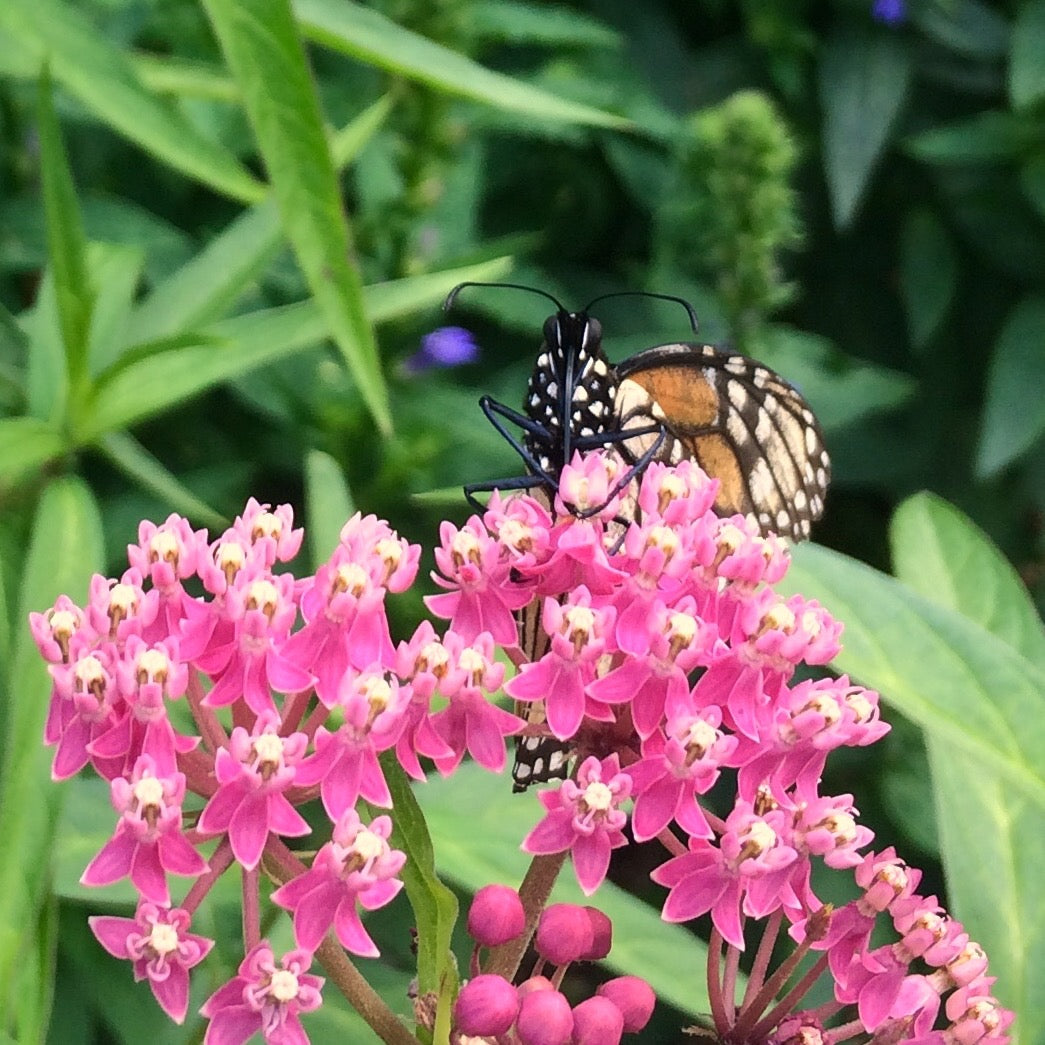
[31, 457, 1013, 1044]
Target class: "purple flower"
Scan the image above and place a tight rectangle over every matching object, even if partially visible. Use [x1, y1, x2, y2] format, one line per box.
[872, 0, 906, 25]
[405, 326, 478, 371]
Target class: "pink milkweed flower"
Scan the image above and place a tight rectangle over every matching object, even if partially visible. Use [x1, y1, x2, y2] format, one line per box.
[81, 755, 207, 904]
[200, 942, 323, 1045]
[271, 809, 406, 956]
[506, 588, 615, 741]
[91, 636, 194, 778]
[196, 716, 311, 871]
[428, 632, 522, 774]
[294, 669, 410, 818]
[89, 902, 213, 1024]
[29, 593, 88, 664]
[280, 554, 397, 708]
[554, 450, 624, 521]
[195, 572, 313, 716]
[635, 458, 720, 525]
[86, 569, 159, 647]
[482, 489, 553, 571]
[231, 498, 304, 568]
[653, 798, 799, 949]
[426, 516, 532, 645]
[628, 706, 736, 842]
[522, 754, 632, 895]
[45, 644, 123, 780]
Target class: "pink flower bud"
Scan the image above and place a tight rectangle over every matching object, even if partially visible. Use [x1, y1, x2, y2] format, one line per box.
[571, 995, 624, 1044]
[535, 903, 594, 965]
[468, 883, 526, 947]
[516, 984, 574, 1045]
[454, 974, 519, 1036]
[580, 907, 612, 960]
[596, 976, 655, 1032]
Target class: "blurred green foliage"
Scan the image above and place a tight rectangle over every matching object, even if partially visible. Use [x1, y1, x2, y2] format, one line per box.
[0, 0, 1042, 1041]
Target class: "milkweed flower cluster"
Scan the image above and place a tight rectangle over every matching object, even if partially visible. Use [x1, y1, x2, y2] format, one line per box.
[31, 458, 1013, 1044]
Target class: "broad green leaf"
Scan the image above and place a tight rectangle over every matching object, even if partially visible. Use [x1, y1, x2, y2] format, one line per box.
[35, 67, 91, 392]
[905, 110, 1033, 165]
[976, 295, 1045, 478]
[97, 431, 228, 531]
[304, 450, 356, 568]
[898, 209, 957, 353]
[818, 25, 912, 228]
[1010, 0, 1045, 108]
[84, 243, 145, 375]
[294, 0, 630, 131]
[778, 543, 1045, 810]
[203, 0, 391, 434]
[417, 765, 711, 1017]
[129, 94, 395, 348]
[0, 0, 264, 204]
[891, 493, 1045, 669]
[0, 478, 103, 1021]
[0, 417, 66, 485]
[889, 493, 1042, 1026]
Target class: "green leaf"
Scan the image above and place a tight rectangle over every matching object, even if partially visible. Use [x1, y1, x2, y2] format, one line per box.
[294, 0, 630, 131]
[417, 765, 711, 1017]
[377, 757, 459, 1016]
[905, 110, 1033, 165]
[778, 542, 1045, 807]
[0, 0, 265, 204]
[819, 25, 912, 228]
[910, 0, 1010, 59]
[889, 493, 1043, 1026]
[96, 431, 228, 531]
[84, 243, 145, 375]
[131, 52, 240, 103]
[470, 0, 621, 49]
[1010, 0, 1045, 108]
[1020, 152, 1045, 221]
[0, 478, 103, 1021]
[203, 0, 392, 435]
[975, 295, 1045, 478]
[35, 66, 91, 390]
[304, 450, 355, 568]
[898, 209, 957, 353]
[0, 417, 66, 485]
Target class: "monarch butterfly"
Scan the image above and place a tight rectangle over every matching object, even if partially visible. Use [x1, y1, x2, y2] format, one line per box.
[444, 282, 831, 788]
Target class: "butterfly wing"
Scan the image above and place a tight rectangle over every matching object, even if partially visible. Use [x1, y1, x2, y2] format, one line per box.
[613, 343, 830, 540]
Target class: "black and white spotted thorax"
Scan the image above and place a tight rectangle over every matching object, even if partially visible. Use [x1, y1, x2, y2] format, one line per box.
[524, 312, 619, 478]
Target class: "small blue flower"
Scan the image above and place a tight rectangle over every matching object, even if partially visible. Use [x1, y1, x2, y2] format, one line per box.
[405, 326, 479, 373]
[872, 0, 906, 25]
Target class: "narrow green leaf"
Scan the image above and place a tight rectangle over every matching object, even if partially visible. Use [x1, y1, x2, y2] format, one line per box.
[1010, 0, 1045, 109]
[97, 431, 228, 531]
[417, 765, 711, 1017]
[818, 25, 912, 228]
[0, 478, 104, 1018]
[364, 256, 513, 322]
[84, 243, 145, 375]
[294, 0, 630, 131]
[0, 0, 265, 204]
[889, 494, 1042, 1026]
[378, 757, 459, 1003]
[976, 295, 1045, 477]
[129, 93, 395, 348]
[35, 66, 91, 389]
[470, 0, 621, 49]
[1020, 153, 1045, 221]
[898, 209, 957, 353]
[905, 110, 1032, 165]
[304, 450, 355, 568]
[910, 0, 1010, 59]
[778, 543, 1045, 810]
[0, 417, 66, 485]
[130, 52, 240, 103]
[203, 0, 391, 434]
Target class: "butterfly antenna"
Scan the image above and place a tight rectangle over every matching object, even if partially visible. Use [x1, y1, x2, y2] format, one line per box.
[443, 281, 568, 314]
[583, 291, 699, 333]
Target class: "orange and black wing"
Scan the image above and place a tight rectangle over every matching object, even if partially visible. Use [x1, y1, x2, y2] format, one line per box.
[613, 343, 830, 541]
